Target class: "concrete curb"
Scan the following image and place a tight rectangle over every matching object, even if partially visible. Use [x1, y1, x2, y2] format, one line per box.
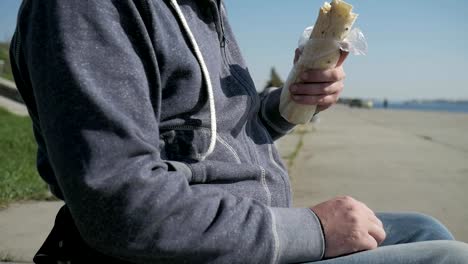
[0, 77, 28, 116]
[0, 202, 64, 263]
[0, 95, 28, 116]
[0, 77, 22, 104]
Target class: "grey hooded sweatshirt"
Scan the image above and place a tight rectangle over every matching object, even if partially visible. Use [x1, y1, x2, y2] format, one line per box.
[10, 0, 324, 263]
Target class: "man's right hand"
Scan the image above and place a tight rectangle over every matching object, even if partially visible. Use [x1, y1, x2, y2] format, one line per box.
[311, 196, 386, 258]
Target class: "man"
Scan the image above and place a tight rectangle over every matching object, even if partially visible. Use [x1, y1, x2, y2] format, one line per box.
[10, 0, 468, 263]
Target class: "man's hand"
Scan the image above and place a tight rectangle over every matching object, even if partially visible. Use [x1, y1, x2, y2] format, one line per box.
[290, 49, 348, 112]
[311, 196, 386, 258]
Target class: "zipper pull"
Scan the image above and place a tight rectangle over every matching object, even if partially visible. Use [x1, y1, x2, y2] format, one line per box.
[220, 34, 226, 48]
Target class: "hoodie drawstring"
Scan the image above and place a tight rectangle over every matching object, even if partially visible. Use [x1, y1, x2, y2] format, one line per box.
[169, 0, 217, 161]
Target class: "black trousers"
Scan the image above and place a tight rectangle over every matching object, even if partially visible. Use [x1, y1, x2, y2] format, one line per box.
[34, 205, 131, 264]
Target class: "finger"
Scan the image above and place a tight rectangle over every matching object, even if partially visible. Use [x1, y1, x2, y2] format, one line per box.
[314, 91, 341, 111]
[301, 67, 346, 83]
[336, 51, 349, 67]
[315, 94, 340, 111]
[318, 93, 339, 106]
[351, 200, 383, 229]
[369, 214, 384, 229]
[358, 207, 383, 230]
[358, 234, 379, 252]
[316, 104, 331, 112]
[290, 82, 332, 96]
[368, 215, 384, 229]
[294, 48, 302, 64]
[368, 223, 387, 245]
[291, 80, 343, 96]
[291, 94, 327, 105]
[292, 93, 339, 106]
[354, 200, 379, 219]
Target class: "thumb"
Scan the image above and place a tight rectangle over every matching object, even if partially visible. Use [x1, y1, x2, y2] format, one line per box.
[293, 48, 302, 64]
[336, 51, 349, 67]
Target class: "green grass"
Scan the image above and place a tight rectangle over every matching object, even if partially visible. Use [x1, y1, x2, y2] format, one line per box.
[286, 136, 304, 169]
[282, 125, 314, 169]
[0, 42, 14, 81]
[0, 107, 49, 208]
[0, 252, 14, 262]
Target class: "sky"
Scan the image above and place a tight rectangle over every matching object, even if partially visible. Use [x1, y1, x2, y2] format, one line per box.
[1, 0, 468, 100]
[0, 0, 20, 41]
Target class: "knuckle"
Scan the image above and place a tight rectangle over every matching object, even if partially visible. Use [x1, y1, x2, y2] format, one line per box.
[335, 198, 345, 207]
[348, 230, 379, 252]
[346, 203, 358, 212]
[341, 195, 355, 205]
[378, 226, 387, 237]
[340, 68, 347, 80]
[359, 237, 377, 250]
[349, 230, 363, 241]
[319, 96, 331, 104]
[335, 196, 347, 206]
[379, 220, 384, 228]
[325, 83, 336, 94]
[367, 241, 378, 250]
[347, 214, 360, 224]
[382, 232, 387, 242]
[378, 232, 387, 243]
[376, 218, 384, 228]
[351, 230, 367, 242]
[336, 196, 357, 209]
[314, 97, 324, 105]
[331, 70, 340, 81]
[321, 83, 332, 93]
[338, 81, 345, 91]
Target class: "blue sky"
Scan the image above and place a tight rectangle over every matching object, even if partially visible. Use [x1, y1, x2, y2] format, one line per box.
[1, 0, 468, 100]
[0, 0, 21, 41]
[225, 0, 468, 100]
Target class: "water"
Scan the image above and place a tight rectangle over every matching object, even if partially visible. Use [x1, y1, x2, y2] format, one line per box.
[373, 101, 468, 114]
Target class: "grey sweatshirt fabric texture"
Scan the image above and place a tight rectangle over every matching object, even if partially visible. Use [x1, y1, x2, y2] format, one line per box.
[10, 0, 325, 263]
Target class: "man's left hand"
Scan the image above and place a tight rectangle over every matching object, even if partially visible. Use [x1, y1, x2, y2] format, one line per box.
[290, 49, 348, 112]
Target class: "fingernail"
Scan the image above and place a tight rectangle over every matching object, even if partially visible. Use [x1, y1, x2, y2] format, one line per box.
[292, 95, 300, 101]
[301, 72, 308, 80]
[290, 85, 298, 92]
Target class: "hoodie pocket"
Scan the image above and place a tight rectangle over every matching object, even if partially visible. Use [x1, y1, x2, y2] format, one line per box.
[159, 127, 242, 164]
[160, 128, 210, 162]
[188, 161, 271, 205]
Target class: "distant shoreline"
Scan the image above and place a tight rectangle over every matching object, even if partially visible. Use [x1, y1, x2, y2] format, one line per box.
[373, 101, 468, 114]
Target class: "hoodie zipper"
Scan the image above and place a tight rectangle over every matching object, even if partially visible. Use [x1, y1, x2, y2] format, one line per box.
[217, 2, 227, 48]
[209, 0, 227, 48]
[211, 2, 259, 106]
[13, 0, 29, 65]
[209, 1, 262, 166]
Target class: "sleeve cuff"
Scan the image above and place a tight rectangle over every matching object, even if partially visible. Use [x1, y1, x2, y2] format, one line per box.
[270, 207, 325, 263]
[260, 88, 296, 135]
[165, 160, 193, 182]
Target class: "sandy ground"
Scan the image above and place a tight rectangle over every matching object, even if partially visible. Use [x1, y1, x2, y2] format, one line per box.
[1, 104, 467, 263]
[278, 105, 468, 242]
